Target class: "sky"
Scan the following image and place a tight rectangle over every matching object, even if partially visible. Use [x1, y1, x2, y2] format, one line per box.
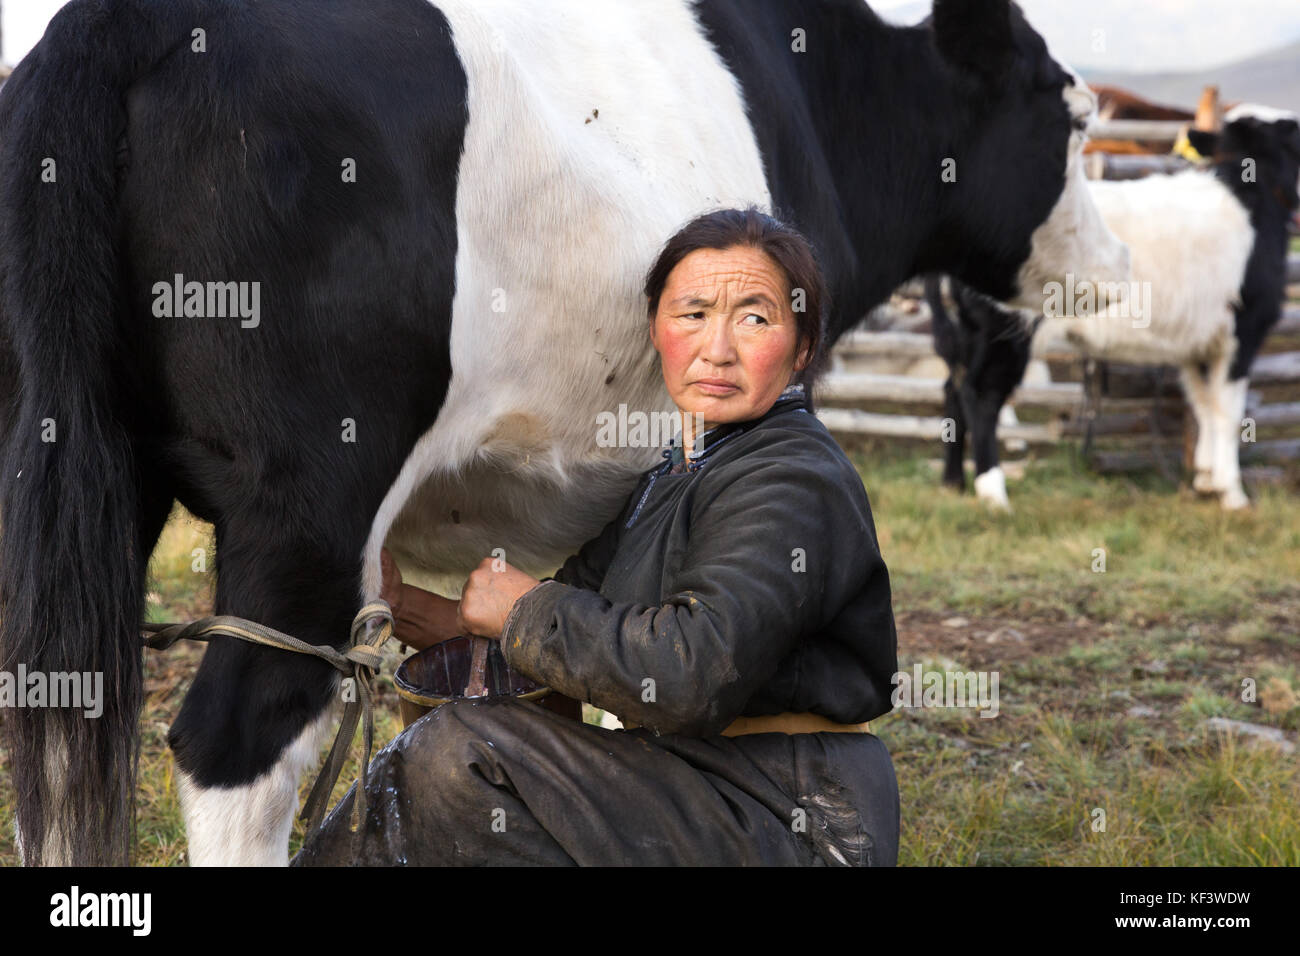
[6, 0, 1300, 72]
[3, 0, 67, 64]
[874, 0, 1300, 73]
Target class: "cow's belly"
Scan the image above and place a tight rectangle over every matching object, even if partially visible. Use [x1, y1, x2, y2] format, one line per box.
[363, 0, 771, 597]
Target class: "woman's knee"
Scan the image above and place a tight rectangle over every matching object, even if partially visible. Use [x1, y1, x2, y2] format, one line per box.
[398, 697, 522, 763]
[806, 733, 899, 866]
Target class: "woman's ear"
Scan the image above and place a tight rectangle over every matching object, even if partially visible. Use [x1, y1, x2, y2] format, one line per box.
[794, 338, 812, 372]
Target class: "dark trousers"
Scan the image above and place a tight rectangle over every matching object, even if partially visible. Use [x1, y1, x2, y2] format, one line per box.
[292, 697, 899, 866]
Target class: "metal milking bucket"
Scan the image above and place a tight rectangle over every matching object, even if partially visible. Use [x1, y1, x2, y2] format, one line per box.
[393, 635, 551, 728]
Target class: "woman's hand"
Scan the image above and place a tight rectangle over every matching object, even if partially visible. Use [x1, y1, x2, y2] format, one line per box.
[381, 547, 462, 651]
[457, 555, 542, 640]
[380, 547, 404, 618]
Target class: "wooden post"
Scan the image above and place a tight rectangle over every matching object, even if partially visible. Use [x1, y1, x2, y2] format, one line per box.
[1193, 85, 1223, 134]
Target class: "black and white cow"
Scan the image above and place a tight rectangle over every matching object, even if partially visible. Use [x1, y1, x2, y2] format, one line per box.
[934, 106, 1300, 511]
[927, 273, 1037, 506]
[0, 0, 1127, 865]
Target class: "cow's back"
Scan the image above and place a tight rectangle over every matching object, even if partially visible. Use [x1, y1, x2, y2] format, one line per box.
[1087, 172, 1253, 356]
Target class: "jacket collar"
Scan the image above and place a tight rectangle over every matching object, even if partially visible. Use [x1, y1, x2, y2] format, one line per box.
[664, 383, 808, 473]
[625, 385, 810, 529]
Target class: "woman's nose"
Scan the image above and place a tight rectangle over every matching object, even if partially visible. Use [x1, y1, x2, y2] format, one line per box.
[699, 316, 738, 364]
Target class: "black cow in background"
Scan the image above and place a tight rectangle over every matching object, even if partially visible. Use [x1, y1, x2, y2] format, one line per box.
[927, 274, 1036, 507]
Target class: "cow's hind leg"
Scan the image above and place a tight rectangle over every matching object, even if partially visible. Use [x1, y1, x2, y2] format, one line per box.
[167, 531, 364, 866]
[1180, 362, 1218, 495]
[175, 692, 339, 867]
[970, 392, 1011, 512]
[969, 344, 1028, 513]
[941, 374, 968, 490]
[1184, 350, 1250, 509]
[1214, 376, 1251, 510]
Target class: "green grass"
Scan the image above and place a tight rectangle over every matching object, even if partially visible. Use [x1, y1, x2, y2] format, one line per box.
[2, 443, 1298, 865]
[853, 442, 1300, 626]
[846, 442, 1300, 865]
[889, 707, 1299, 865]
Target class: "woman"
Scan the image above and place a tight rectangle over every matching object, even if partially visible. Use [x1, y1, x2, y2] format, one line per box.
[293, 207, 900, 866]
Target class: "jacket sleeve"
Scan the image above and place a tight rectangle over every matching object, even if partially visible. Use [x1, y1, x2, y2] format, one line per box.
[544, 510, 625, 591]
[500, 453, 878, 736]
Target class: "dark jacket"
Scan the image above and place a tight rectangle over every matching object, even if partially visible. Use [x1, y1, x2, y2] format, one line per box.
[293, 386, 901, 866]
[500, 387, 898, 737]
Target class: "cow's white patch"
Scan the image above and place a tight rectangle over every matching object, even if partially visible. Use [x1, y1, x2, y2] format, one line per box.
[1012, 70, 1131, 313]
[1180, 361, 1220, 493]
[363, 0, 771, 597]
[1060, 171, 1253, 364]
[178, 700, 338, 866]
[13, 736, 72, 864]
[38, 737, 72, 864]
[1225, 103, 1299, 125]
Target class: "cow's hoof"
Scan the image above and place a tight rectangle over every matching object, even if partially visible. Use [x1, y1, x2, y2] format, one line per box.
[1220, 489, 1251, 511]
[981, 496, 1012, 514]
[974, 467, 1012, 513]
[1191, 471, 1217, 495]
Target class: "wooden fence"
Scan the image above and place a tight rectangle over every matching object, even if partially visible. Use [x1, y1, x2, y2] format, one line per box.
[818, 254, 1300, 474]
[820, 329, 1075, 446]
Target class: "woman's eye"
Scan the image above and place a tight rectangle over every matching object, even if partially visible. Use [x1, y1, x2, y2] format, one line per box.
[742, 313, 768, 325]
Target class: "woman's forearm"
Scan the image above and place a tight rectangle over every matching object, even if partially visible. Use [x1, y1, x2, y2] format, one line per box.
[394, 583, 462, 650]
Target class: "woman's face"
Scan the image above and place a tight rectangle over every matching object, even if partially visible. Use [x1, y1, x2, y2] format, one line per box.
[649, 245, 810, 430]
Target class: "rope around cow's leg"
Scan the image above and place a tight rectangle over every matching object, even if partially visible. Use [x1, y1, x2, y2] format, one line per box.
[143, 601, 394, 853]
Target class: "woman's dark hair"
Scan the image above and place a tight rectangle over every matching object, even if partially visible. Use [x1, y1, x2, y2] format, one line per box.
[643, 206, 831, 391]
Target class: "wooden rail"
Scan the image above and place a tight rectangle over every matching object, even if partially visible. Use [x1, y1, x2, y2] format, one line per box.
[823, 330, 1300, 454]
[1248, 351, 1300, 384]
[1088, 119, 1189, 142]
[1086, 153, 1191, 181]
[814, 407, 1062, 445]
[820, 371, 1082, 409]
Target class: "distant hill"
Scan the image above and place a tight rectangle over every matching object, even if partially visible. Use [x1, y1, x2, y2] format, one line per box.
[1083, 37, 1300, 115]
[877, 1, 1300, 71]
[875, 1, 1300, 115]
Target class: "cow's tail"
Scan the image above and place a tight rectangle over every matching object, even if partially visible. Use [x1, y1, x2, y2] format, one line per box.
[0, 0, 199, 866]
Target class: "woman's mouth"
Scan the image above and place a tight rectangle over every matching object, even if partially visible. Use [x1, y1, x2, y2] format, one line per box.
[693, 379, 739, 395]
